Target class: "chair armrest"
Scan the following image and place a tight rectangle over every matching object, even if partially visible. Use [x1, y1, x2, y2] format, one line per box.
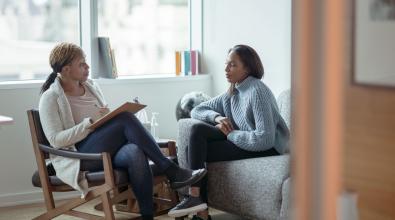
[156, 140, 177, 157]
[38, 144, 103, 160]
[156, 139, 175, 148]
[38, 144, 115, 187]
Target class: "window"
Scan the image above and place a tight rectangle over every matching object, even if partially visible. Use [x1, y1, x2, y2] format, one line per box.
[97, 0, 189, 76]
[0, 0, 201, 82]
[0, 0, 79, 81]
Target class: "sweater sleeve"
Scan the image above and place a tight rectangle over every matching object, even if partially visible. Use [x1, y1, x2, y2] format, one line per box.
[190, 94, 225, 124]
[227, 89, 276, 151]
[39, 92, 92, 149]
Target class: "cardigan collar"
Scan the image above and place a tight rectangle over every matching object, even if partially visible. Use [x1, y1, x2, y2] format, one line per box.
[48, 76, 104, 129]
[50, 76, 103, 104]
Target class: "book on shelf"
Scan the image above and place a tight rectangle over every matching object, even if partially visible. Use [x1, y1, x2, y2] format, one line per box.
[110, 48, 118, 78]
[175, 51, 181, 75]
[190, 50, 199, 75]
[97, 37, 118, 79]
[183, 50, 191, 75]
[89, 102, 146, 129]
[175, 50, 199, 76]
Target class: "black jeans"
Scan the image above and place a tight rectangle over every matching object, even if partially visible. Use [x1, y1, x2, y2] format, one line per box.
[75, 112, 172, 215]
[187, 121, 279, 202]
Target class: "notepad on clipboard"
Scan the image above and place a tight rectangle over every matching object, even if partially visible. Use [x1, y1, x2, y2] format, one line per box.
[89, 102, 146, 129]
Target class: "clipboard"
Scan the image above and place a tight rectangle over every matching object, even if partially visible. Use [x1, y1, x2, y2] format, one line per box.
[89, 102, 146, 129]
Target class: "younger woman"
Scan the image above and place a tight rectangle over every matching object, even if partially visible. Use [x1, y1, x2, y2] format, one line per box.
[168, 45, 289, 220]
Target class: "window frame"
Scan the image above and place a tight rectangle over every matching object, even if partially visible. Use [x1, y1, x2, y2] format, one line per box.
[80, 0, 202, 78]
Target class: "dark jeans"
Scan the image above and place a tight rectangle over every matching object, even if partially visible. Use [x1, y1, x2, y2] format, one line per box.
[187, 121, 279, 202]
[75, 112, 172, 215]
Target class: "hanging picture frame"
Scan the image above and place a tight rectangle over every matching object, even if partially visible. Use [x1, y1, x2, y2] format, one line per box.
[352, 0, 395, 87]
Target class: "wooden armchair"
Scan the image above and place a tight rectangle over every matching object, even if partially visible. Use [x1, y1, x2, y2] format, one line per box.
[27, 110, 179, 220]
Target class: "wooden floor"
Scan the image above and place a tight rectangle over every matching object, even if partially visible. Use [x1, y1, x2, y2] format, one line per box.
[0, 198, 244, 220]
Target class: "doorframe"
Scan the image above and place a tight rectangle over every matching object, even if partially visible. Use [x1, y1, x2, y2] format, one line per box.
[291, 1, 345, 219]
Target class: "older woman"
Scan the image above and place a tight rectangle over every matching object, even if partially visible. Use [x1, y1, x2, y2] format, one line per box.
[39, 42, 206, 220]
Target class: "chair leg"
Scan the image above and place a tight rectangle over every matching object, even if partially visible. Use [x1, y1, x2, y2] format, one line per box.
[42, 187, 55, 211]
[101, 191, 115, 220]
[33, 185, 111, 220]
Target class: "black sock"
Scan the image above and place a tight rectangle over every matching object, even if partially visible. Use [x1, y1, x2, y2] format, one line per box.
[191, 180, 202, 188]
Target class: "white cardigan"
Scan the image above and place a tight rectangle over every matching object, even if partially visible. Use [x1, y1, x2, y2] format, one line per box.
[39, 77, 107, 197]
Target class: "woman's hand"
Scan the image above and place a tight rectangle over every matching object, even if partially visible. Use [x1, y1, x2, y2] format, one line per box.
[98, 106, 110, 117]
[90, 105, 110, 123]
[94, 104, 110, 117]
[215, 116, 234, 135]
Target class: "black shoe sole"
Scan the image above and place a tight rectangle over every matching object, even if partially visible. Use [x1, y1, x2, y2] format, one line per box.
[170, 169, 207, 189]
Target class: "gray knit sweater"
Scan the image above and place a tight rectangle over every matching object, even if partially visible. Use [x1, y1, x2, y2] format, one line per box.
[191, 76, 289, 154]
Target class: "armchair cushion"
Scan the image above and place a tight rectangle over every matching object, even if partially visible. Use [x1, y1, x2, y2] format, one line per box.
[207, 155, 290, 220]
[32, 169, 129, 187]
[32, 156, 178, 187]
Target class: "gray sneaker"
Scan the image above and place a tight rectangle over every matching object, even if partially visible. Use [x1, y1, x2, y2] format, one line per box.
[168, 196, 208, 217]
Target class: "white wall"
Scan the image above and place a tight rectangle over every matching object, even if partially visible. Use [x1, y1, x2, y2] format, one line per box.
[0, 0, 293, 207]
[202, 0, 292, 97]
[0, 76, 211, 207]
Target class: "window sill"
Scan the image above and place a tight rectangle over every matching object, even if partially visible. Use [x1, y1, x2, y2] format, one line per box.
[95, 74, 210, 85]
[0, 74, 210, 90]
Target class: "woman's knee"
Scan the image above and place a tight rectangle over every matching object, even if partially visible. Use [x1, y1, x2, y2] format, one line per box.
[190, 122, 210, 137]
[110, 112, 143, 129]
[114, 144, 146, 166]
[115, 112, 138, 123]
[123, 143, 145, 157]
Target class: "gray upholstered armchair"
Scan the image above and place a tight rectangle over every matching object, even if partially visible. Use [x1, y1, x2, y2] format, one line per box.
[176, 90, 291, 220]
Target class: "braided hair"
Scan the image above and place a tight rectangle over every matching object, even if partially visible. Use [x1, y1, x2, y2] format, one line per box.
[40, 42, 84, 94]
